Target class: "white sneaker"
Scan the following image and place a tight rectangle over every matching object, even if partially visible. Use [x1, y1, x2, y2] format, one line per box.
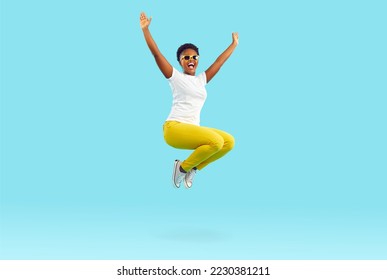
[184, 168, 197, 189]
[172, 160, 186, 188]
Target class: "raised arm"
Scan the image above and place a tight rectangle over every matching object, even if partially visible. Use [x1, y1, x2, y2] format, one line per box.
[140, 12, 173, 79]
[205, 32, 239, 83]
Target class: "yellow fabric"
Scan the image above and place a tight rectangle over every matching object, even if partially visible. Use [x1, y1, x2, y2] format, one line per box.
[163, 121, 235, 171]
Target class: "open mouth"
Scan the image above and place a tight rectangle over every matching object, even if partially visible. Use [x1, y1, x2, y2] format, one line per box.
[188, 62, 195, 69]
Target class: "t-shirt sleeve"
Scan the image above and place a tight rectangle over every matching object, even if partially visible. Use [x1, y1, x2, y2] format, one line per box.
[198, 72, 207, 86]
[168, 67, 177, 81]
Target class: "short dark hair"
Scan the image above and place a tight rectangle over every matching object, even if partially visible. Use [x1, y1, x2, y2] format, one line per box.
[176, 43, 199, 62]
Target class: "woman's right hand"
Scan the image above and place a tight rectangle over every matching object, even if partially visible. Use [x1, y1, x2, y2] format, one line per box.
[140, 12, 152, 29]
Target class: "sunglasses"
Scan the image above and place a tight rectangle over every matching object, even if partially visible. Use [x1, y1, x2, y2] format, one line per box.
[180, 55, 200, 61]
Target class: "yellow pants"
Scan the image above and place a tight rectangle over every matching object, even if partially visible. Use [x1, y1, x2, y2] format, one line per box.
[163, 121, 235, 171]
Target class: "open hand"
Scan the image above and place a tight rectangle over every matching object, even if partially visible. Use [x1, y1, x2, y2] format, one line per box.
[232, 32, 239, 45]
[140, 12, 152, 29]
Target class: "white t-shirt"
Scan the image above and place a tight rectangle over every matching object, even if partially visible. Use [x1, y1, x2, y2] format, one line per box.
[166, 67, 207, 126]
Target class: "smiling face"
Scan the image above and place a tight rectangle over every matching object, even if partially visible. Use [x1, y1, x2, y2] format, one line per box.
[179, 48, 199, 76]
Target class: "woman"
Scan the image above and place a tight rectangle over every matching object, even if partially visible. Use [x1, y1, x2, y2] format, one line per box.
[140, 12, 238, 189]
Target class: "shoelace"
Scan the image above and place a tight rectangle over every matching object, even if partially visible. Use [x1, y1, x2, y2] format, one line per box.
[177, 172, 185, 181]
[176, 167, 186, 181]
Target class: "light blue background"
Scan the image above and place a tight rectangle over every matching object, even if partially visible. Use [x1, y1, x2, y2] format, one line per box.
[1, 0, 386, 259]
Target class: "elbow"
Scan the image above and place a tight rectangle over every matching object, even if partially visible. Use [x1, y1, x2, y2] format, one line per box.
[152, 49, 162, 58]
[215, 59, 225, 67]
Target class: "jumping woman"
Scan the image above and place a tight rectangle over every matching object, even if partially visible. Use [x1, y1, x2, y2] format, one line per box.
[140, 12, 238, 189]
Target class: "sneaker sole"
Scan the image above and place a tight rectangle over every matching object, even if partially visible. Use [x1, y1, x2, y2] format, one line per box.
[172, 160, 180, 188]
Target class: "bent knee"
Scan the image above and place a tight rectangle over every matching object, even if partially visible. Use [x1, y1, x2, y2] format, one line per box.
[224, 134, 235, 151]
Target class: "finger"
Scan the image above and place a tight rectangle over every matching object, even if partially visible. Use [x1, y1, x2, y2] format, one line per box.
[140, 12, 147, 20]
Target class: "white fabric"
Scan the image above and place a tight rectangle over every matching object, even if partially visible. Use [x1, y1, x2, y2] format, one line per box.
[166, 67, 207, 126]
